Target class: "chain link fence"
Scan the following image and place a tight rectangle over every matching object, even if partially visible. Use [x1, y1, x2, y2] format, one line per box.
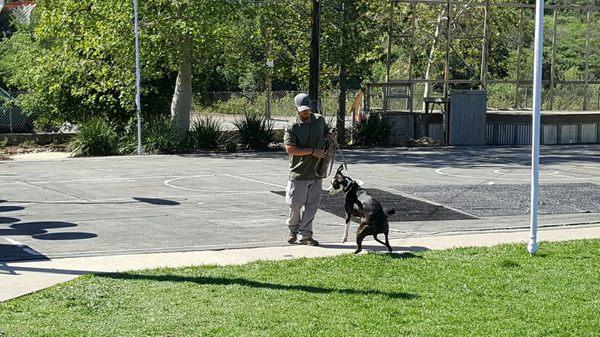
[193, 90, 361, 119]
[0, 88, 35, 133]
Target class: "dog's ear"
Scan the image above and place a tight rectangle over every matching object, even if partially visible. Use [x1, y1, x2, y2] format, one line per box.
[336, 164, 344, 174]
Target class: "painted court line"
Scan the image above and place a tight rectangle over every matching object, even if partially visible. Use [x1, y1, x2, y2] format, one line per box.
[164, 175, 280, 194]
[435, 167, 600, 181]
[3, 237, 40, 256]
[223, 174, 287, 189]
[29, 175, 196, 185]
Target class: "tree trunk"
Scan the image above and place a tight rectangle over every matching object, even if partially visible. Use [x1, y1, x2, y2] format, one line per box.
[423, 11, 444, 109]
[336, 0, 349, 146]
[337, 65, 347, 146]
[423, 2, 472, 109]
[171, 35, 193, 136]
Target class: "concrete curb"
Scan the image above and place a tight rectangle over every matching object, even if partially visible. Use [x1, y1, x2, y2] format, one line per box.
[1, 225, 598, 302]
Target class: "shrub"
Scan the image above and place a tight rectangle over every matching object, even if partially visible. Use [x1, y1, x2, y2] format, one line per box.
[190, 116, 221, 150]
[119, 115, 183, 154]
[69, 117, 118, 157]
[233, 114, 275, 150]
[351, 114, 392, 147]
[223, 136, 239, 153]
[143, 115, 181, 153]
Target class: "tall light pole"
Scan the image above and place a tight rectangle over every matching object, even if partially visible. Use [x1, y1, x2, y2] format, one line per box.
[309, 0, 320, 112]
[528, 0, 545, 255]
[133, 0, 142, 156]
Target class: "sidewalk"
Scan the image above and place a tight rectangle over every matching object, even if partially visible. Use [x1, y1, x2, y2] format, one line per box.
[1, 225, 598, 302]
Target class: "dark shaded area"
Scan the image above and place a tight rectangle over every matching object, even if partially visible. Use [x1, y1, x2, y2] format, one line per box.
[272, 189, 476, 222]
[132, 197, 180, 206]
[397, 183, 600, 217]
[32, 232, 97, 240]
[99, 273, 418, 300]
[11, 221, 77, 231]
[1, 221, 76, 236]
[0, 264, 85, 275]
[389, 252, 424, 259]
[0, 206, 25, 213]
[0, 217, 19, 224]
[318, 244, 428, 255]
[0, 244, 48, 262]
[0, 220, 96, 261]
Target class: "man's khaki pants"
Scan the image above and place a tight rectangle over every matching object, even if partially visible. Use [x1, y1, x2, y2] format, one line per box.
[285, 179, 322, 239]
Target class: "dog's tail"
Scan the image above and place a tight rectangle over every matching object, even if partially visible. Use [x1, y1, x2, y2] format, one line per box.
[385, 208, 396, 216]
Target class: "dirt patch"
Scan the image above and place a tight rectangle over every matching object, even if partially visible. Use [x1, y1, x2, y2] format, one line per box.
[1, 143, 69, 161]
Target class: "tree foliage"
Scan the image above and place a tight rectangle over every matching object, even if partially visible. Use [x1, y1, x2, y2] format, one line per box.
[0, 0, 598, 128]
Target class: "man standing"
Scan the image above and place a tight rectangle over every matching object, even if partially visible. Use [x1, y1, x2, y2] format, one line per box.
[283, 93, 327, 246]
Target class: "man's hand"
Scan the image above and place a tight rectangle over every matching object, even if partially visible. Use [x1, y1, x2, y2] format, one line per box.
[312, 149, 327, 159]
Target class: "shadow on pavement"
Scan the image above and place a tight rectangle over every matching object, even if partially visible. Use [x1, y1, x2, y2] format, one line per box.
[133, 197, 180, 206]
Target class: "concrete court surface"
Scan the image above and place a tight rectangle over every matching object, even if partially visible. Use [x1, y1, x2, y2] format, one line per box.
[1, 144, 600, 263]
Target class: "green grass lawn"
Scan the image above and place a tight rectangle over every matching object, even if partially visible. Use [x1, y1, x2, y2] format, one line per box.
[1, 240, 599, 337]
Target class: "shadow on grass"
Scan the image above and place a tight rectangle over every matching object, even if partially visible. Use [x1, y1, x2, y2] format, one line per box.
[318, 243, 428, 254]
[388, 252, 423, 259]
[99, 273, 418, 300]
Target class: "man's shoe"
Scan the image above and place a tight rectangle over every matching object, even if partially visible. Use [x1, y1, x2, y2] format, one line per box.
[299, 237, 319, 246]
[287, 233, 298, 244]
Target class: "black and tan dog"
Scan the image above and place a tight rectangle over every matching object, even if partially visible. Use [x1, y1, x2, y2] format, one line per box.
[327, 165, 394, 254]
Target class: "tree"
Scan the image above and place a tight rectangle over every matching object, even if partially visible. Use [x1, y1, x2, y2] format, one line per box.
[320, 0, 384, 144]
[0, 0, 236, 132]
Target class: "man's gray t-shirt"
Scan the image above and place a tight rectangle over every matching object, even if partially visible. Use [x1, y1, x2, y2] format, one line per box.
[283, 113, 327, 181]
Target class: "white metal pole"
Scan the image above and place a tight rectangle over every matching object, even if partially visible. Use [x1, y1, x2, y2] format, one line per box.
[528, 0, 545, 255]
[133, 0, 142, 156]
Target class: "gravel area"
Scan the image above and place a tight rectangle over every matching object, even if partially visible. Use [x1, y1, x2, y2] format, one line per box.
[395, 183, 600, 217]
[272, 188, 476, 222]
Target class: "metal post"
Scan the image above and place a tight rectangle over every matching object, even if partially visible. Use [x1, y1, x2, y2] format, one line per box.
[514, 9, 523, 109]
[583, 9, 591, 111]
[383, 1, 394, 114]
[266, 61, 273, 119]
[480, 0, 489, 90]
[549, 9, 558, 110]
[385, 1, 393, 83]
[408, 2, 416, 82]
[265, 27, 273, 119]
[443, 0, 451, 100]
[443, 0, 451, 146]
[133, 0, 142, 156]
[9, 104, 13, 134]
[528, 0, 545, 256]
[309, 0, 321, 111]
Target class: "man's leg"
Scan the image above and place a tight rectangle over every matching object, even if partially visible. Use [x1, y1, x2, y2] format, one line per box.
[285, 180, 309, 241]
[298, 179, 322, 240]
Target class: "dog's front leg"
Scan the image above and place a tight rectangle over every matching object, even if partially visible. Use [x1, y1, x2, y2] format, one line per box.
[341, 213, 351, 243]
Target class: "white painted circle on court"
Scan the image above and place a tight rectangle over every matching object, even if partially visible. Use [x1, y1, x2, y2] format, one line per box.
[493, 169, 560, 176]
[164, 174, 285, 194]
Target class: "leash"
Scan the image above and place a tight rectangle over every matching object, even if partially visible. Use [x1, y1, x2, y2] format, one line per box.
[315, 131, 349, 178]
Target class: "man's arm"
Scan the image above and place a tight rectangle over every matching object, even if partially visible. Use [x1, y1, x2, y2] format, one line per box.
[285, 144, 327, 159]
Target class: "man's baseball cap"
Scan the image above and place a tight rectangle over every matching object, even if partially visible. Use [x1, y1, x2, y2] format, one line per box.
[294, 93, 313, 112]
